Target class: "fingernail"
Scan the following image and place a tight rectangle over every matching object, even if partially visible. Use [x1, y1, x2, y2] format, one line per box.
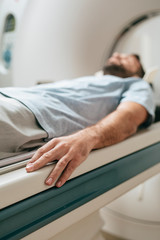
[56, 181, 62, 188]
[46, 178, 53, 186]
[26, 163, 34, 171]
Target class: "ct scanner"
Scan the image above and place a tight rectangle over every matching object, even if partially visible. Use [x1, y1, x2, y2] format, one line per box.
[0, 0, 160, 240]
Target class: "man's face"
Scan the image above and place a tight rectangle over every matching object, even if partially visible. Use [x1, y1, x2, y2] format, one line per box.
[106, 52, 141, 77]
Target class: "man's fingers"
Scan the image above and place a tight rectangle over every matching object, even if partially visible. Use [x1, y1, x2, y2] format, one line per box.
[27, 139, 59, 164]
[55, 153, 87, 187]
[27, 146, 47, 164]
[55, 159, 80, 187]
[26, 138, 67, 172]
[26, 146, 61, 172]
[45, 155, 71, 186]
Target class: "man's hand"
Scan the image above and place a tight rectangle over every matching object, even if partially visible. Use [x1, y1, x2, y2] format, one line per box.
[26, 101, 148, 187]
[26, 130, 96, 187]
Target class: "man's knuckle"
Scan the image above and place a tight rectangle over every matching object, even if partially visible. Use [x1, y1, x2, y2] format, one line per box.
[58, 160, 66, 168]
[37, 147, 45, 155]
[34, 161, 41, 169]
[59, 155, 69, 165]
[51, 138, 58, 144]
[60, 141, 68, 148]
[44, 152, 52, 159]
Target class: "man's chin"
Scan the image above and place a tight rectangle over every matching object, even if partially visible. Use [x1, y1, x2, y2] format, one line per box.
[103, 64, 127, 77]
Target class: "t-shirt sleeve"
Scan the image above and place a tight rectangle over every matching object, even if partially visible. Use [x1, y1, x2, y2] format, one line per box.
[120, 79, 155, 127]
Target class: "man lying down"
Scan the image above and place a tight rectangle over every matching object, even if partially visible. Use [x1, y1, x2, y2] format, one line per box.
[0, 52, 155, 187]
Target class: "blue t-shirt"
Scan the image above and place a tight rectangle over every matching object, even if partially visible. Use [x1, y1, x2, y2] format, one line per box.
[0, 75, 155, 139]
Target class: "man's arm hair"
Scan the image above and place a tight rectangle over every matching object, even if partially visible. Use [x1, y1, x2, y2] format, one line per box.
[84, 101, 148, 149]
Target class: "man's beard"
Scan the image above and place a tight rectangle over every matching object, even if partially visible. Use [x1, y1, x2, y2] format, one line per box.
[103, 64, 132, 78]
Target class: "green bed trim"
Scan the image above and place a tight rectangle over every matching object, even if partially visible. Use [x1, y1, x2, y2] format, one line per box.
[0, 142, 160, 240]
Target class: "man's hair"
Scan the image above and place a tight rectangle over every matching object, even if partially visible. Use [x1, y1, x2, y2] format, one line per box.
[132, 54, 145, 78]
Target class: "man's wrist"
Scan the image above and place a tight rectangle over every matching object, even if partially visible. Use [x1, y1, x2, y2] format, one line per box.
[80, 126, 102, 150]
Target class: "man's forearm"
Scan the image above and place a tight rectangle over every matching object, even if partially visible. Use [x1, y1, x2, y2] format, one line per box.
[83, 101, 148, 150]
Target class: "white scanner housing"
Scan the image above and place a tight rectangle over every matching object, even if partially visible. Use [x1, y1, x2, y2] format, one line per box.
[0, 0, 160, 87]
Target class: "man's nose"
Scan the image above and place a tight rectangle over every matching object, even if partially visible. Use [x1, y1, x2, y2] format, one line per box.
[113, 52, 120, 57]
[113, 52, 127, 59]
[112, 52, 125, 60]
